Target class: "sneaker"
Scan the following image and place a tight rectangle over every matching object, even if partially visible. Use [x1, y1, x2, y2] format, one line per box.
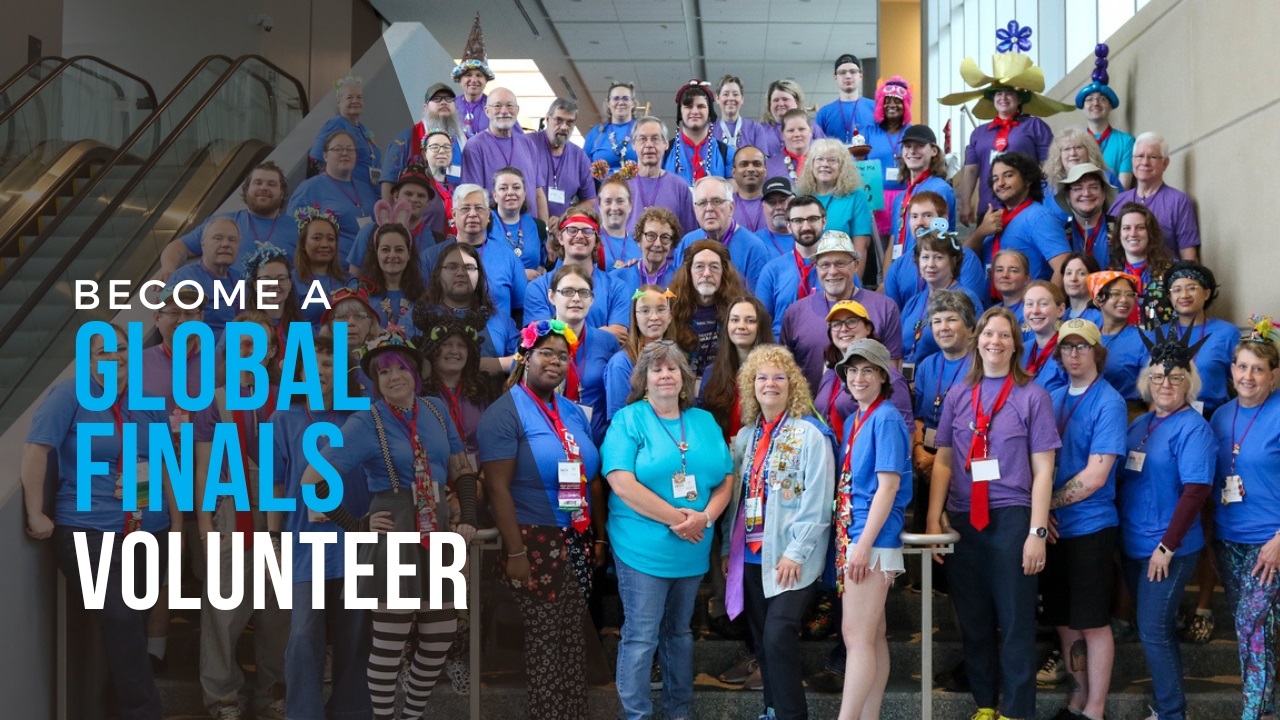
[1110, 618, 1138, 644]
[803, 595, 837, 639]
[969, 709, 998, 720]
[744, 666, 764, 691]
[650, 658, 662, 690]
[1180, 611, 1215, 644]
[804, 667, 845, 693]
[1051, 707, 1082, 720]
[446, 659, 471, 696]
[1141, 706, 1158, 720]
[1036, 650, 1066, 685]
[717, 653, 758, 685]
[256, 699, 286, 720]
[213, 702, 241, 720]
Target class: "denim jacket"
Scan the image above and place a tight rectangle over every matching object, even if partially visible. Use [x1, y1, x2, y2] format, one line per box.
[721, 413, 835, 598]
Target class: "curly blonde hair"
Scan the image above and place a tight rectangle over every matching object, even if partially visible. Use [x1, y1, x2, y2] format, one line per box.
[796, 138, 864, 198]
[1042, 128, 1108, 186]
[737, 344, 814, 425]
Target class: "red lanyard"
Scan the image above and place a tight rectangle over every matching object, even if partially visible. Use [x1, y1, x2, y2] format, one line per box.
[840, 398, 885, 475]
[1056, 378, 1099, 436]
[1073, 219, 1103, 256]
[1138, 405, 1188, 450]
[564, 327, 585, 402]
[896, 171, 930, 248]
[1092, 125, 1112, 146]
[747, 415, 784, 503]
[827, 379, 845, 444]
[1229, 401, 1264, 475]
[990, 116, 1020, 152]
[989, 198, 1033, 300]
[439, 383, 467, 439]
[793, 248, 815, 300]
[521, 383, 578, 461]
[965, 374, 1016, 470]
[1026, 335, 1059, 375]
[783, 150, 804, 180]
[1124, 261, 1147, 293]
[387, 403, 425, 462]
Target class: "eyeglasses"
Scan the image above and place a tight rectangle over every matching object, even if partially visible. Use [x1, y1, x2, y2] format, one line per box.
[258, 275, 292, 284]
[1148, 373, 1188, 387]
[693, 198, 729, 209]
[429, 95, 455, 104]
[1059, 342, 1094, 355]
[609, 96, 634, 103]
[636, 306, 671, 317]
[828, 317, 866, 330]
[158, 309, 203, 319]
[1100, 290, 1139, 301]
[788, 215, 825, 226]
[326, 146, 356, 155]
[561, 226, 597, 238]
[455, 204, 487, 215]
[691, 262, 723, 275]
[634, 134, 664, 146]
[1133, 153, 1164, 161]
[641, 231, 674, 245]
[441, 262, 479, 274]
[333, 312, 372, 322]
[425, 143, 452, 152]
[816, 259, 853, 271]
[554, 287, 594, 299]
[844, 366, 881, 378]
[533, 348, 570, 364]
[811, 156, 841, 166]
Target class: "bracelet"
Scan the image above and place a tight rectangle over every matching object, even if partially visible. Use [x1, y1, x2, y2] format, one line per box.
[507, 550, 527, 558]
[594, 539, 609, 545]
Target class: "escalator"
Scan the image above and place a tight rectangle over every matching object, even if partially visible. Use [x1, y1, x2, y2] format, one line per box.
[0, 55, 308, 430]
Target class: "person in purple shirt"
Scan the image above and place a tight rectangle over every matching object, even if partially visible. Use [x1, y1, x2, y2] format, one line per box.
[1055, 162, 1117, 268]
[764, 109, 813, 185]
[159, 162, 289, 281]
[461, 88, 546, 218]
[970, 152, 1071, 295]
[584, 81, 639, 173]
[885, 193, 986, 311]
[168, 217, 245, 339]
[955, 91, 1055, 227]
[731, 145, 768, 233]
[532, 99, 597, 220]
[756, 194, 824, 337]
[757, 79, 827, 158]
[780, 230, 902, 392]
[926, 306, 1061, 720]
[611, 206, 682, 297]
[380, 82, 465, 204]
[673, 176, 772, 293]
[627, 116, 699, 237]
[286, 129, 379, 262]
[815, 54, 877, 145]
[713, 75, 770, 157]
[816, 300, 914, 440]
[524, 210, 630, 342]
[307, 76, 382, 195]
[1108, 132, 1201, 261]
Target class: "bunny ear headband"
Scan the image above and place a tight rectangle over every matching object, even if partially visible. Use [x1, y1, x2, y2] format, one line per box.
[914, 217, 961, 251]
[374, 199, 414, 229]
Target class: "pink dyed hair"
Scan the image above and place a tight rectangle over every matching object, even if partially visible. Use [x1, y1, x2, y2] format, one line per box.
[874, 76, 913, 125]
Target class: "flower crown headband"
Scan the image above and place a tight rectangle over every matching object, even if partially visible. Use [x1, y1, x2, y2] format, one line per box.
[519, 319, 578, 353]
[294, 202, 341, 231]
[631, 288, 677, 302]
[240, 241, 289, 278]
[1247, 314, 1280, 345]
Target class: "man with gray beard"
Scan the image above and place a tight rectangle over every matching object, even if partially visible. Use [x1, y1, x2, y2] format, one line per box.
[381, 82, 468, 204]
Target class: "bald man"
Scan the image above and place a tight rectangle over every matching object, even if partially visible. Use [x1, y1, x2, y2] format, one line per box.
[460, 88, 547, 218]
[166, 217, 245, 339]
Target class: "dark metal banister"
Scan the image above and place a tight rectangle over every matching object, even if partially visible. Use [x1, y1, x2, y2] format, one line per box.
[0, 56, 64, 99]
[0, 54, 233, 288]
[0, 55, 158, 127]
[0, 55, 306, 348]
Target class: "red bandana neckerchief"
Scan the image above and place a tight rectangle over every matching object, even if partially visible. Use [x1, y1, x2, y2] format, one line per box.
[965, 374, 1016, 531]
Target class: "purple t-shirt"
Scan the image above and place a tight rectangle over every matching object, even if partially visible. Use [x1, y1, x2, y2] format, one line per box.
[756, 120, 827, 158]
[530, 133, 597, 218]
[626, 173, 698, 240]
[461, 130, 542, 209]
[935, 377, 1061, 513]
[779, 289, 903, 392]
[1108, 184, 1200, 256]
[712, 119, 770, 154]
[964, 116, 1054, 214]
[140, 342, 208, 416]
[733, 194, 767, 234]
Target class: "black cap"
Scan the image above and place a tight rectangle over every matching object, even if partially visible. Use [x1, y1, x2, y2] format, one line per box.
[424, 82, 456, 103]
[834, 54, 861, 72]
[901, 124, 937, 146]
[762, 176, 794, 199]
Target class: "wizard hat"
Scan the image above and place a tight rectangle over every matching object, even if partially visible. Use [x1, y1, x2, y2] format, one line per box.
[452, 14, 495, 82]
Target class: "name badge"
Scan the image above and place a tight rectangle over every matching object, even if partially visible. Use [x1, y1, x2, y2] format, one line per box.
[745, 496, 763, 523]
[1222, 474, 1244, 504]
[548, 187, 566, 204]
[467, 452, 479, 473]
[902, 362, 916, 382]
[989, 149, 1004, 165]
[885, 167, 900, 182]
[577, 403, 593, 424]
[672, 472, 697, 501]
[369, 167, 382, 184]
[892, 244, 903, 260]
[923, 427, 937, 450]
[1125, 450, 1146, 472]
[119, 462, 152, 506]
[558, 461, 584, 510]
[1191, 400, 1205, 416]
[448, 164, 461, 177]
[357, 215, 373, 228]
[972, 458, 1000, 482]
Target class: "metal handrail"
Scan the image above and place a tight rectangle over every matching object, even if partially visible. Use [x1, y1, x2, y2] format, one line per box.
[0, 55, 156, 128]
[468, 527, 501, 720]
[0, 56, 64, 100]
[901, 530, 961, 720]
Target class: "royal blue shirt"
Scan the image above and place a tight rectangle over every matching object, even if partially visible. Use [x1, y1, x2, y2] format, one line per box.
[1117, 407, 1216, 558]
[477, 389, 601, 527]
[911, 352, 972, 431]
[840, 401, 912, 547]
[599, 232, 643, 270]
[1210, 393, 1280, 544]
[755, 249, 816, 338]
[584, 120, 638, 173]
[884, 245, 987, 311]
[604, 351, 636, 422]
[900, 285, 986, 364]
[1100, 325, 1148, 402]
[610, 260, 679, 298]
[674, 225, 772, 293]
[345, 219, 437, 273]
[308, 115, 383, 196]
[167, 262, 245, 339]
[180, 210, 290, 270]
[1162, 318, 1241, 416]
[285, 173, 379, 263]
[1022, 332, 1069, 394]
[381, 125, 463, 189]
[571, 325, 621, 445]
[887, 176, 957, 244]
[1050, 380, 1127, 537]
[523, 264, 630, 328]
[815, 98, 877, 145]
[323, 398, 462, 497]
[421, 238, 528, 316]
[980, 201, 1071, 284]
[487, 212, 546, 271]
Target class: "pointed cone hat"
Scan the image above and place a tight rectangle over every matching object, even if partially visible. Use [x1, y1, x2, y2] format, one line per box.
[453, 14, 495, 82]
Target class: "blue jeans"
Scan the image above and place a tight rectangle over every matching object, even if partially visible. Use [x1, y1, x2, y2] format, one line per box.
[1123, 550, 1200, 720]
[285, 580, 373, 720]
[614, 555, 701, 720]
[54, 526, 166, 720]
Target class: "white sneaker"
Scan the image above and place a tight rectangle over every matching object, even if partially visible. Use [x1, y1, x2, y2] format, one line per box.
[214, 701, 242, 720]
[446, 659, 471, 696]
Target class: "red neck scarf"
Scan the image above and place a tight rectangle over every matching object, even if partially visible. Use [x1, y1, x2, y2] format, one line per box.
[682, 132, 709, 181]
[745, 415, 784, 553]
[896, 170, 931, 248]
[965, 374, 1016, 531]
[1026, 335, 1059, 375]
[794, 248, 816, 300]
[387, 401, 439, 548]
[521, 384, 591, 532]
[989, 198, 1034, 301]
[990, 115, 1020, 152]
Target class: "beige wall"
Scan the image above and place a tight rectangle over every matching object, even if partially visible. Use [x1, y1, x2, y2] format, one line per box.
[1043, 0, 1279, 322]
[880, 0, 922, 123]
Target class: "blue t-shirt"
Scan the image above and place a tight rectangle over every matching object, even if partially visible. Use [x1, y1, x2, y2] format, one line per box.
[523, 264, 629, 328]
[1162, 318, 1241, 416]
[1066, 305, 1105, 327]
[1117, 407, 1216, 558]
[674, 226, 772, 293]
[1210, 394, 1280, 544]
[900, 285, 986, 364]
[421, 238, 528, 316]
[477, 389, 602, 526]
[27, 379, 171, 533]
[980, 201, 1071, 283]
[661, 136, 731, 184]
[1049, 380, 1128, 538]
[604, 350, 635, 421]
[1064, 217, 1111, 268]
[755, 250, 816, 338]
[840, 401, 912, 548]
[1100, 325, 1148, 402]
[602, 404, 733, 577]
[293, 272, 347, 329]
[285, 174, 379, 263]
[308, 115, 383, 196]
[887, 176, 958, 246]
[381, 125, 463, 189]
[816, 192, 873, 241]
[884, 244, 987, 311]
[599, 232, 643, 270]
[273, 404, 363, 582]
[572, 325, 621, 445]
[815, 98, 877, 145]
[912, 352, 973, 431]
[180, 210, 290, 270]
[1022, 332, 1068, 394]
[369, 289, 412, 330]
[168, 262, 245, 339]
[344, 219, 437, 273]
[323, 398, 462, 497]
[487, 212, 546, 271]
[609, 260, 679, 299]
[1095, 127, 1136, 176]
[584, 121, 638, 173]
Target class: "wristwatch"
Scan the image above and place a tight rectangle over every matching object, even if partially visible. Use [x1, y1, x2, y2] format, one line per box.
[1029, 527, 1048, 539]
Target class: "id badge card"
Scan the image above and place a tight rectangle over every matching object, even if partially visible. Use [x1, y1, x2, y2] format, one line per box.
[467, 452, 479, 473]
[548, 187, 566, 205]
[1222, 475, 1244, 504]
[745, 496, 763, 524]
[989, 149, 1003, 165]
[892, 243, 903, 260]
[885, 167, 900, 183]
[1125, 450, 1146, 472]
[357, 215, 373, 228]
[1191, 400, 1206, 416]
[923, 427, 937, 450]
[672, 472, 697, 501]
[558, 461, 584, 510]
[578, 403, 594, 424]
[448, 164, 462, 177]
[369, 167, 381, 184]
[901, 362, 916, 382]
[972, 458, 1000, 483]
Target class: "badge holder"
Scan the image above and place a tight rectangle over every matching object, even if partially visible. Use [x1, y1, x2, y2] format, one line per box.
[558, 461, 584, 511]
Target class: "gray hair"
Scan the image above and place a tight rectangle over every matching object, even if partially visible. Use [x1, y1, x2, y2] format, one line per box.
[624, 340, 697, 410]
[926, 288, 977, 329]
[993, 248, 1030, 274]
[547, 98, 579, 116]
[633, 115, 668, 143]
[453, 183, 490, 207]
[1137, 362, 1201, 406]
[693, 175, 734, 202]
[1134, 131, 1169, 159]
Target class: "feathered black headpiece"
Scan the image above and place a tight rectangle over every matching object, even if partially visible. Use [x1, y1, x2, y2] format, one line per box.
[1140, 322, 1210, 372]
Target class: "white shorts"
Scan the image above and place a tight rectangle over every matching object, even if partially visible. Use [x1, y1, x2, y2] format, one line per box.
[869, 547, 906, 581]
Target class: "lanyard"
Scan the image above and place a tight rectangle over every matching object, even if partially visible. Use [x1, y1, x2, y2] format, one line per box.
[932, 356, 964, 425]
[635, 176, 659, 212]
[520, 383, 578, 461]
[840, 397, 885, 475]
[1026, 335, 1059, 375]
[718, 118, 742, 147]
[495, 212, 525, 252]
[109, 397, 126, 479]
[1056, 377, 1099, 436]
[602, 233, 630, 267]
[764, 230, 789, 255]
[1229, 401, 1264, 475]
[841, 99, 861, 143]
[648, 402, 689, 474]
[324, 175, 364, 213]
[965, 374, 1016, 470]
[439, 383, 466, 440]
[897, 171, 930, 248]
[1138, 405, 1188, 450]
[827, 378, 845, 443]
[544, 134, 566, 183]
[746, 415, 784, 506]
[639, 256, 674, 285]
[248, 214, 281, 248]
[719, 221, 739, 250]
[1072, 219, 1103, 256]
[793, 248, 815, 300]
[493, 134, 515, 168]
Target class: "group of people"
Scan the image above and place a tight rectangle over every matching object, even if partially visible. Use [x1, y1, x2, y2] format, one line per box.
[19, 15, 1280, 720]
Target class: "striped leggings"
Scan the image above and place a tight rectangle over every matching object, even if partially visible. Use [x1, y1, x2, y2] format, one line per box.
[368, 608, 457, 719]
[1216, 539, 1280, 720]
